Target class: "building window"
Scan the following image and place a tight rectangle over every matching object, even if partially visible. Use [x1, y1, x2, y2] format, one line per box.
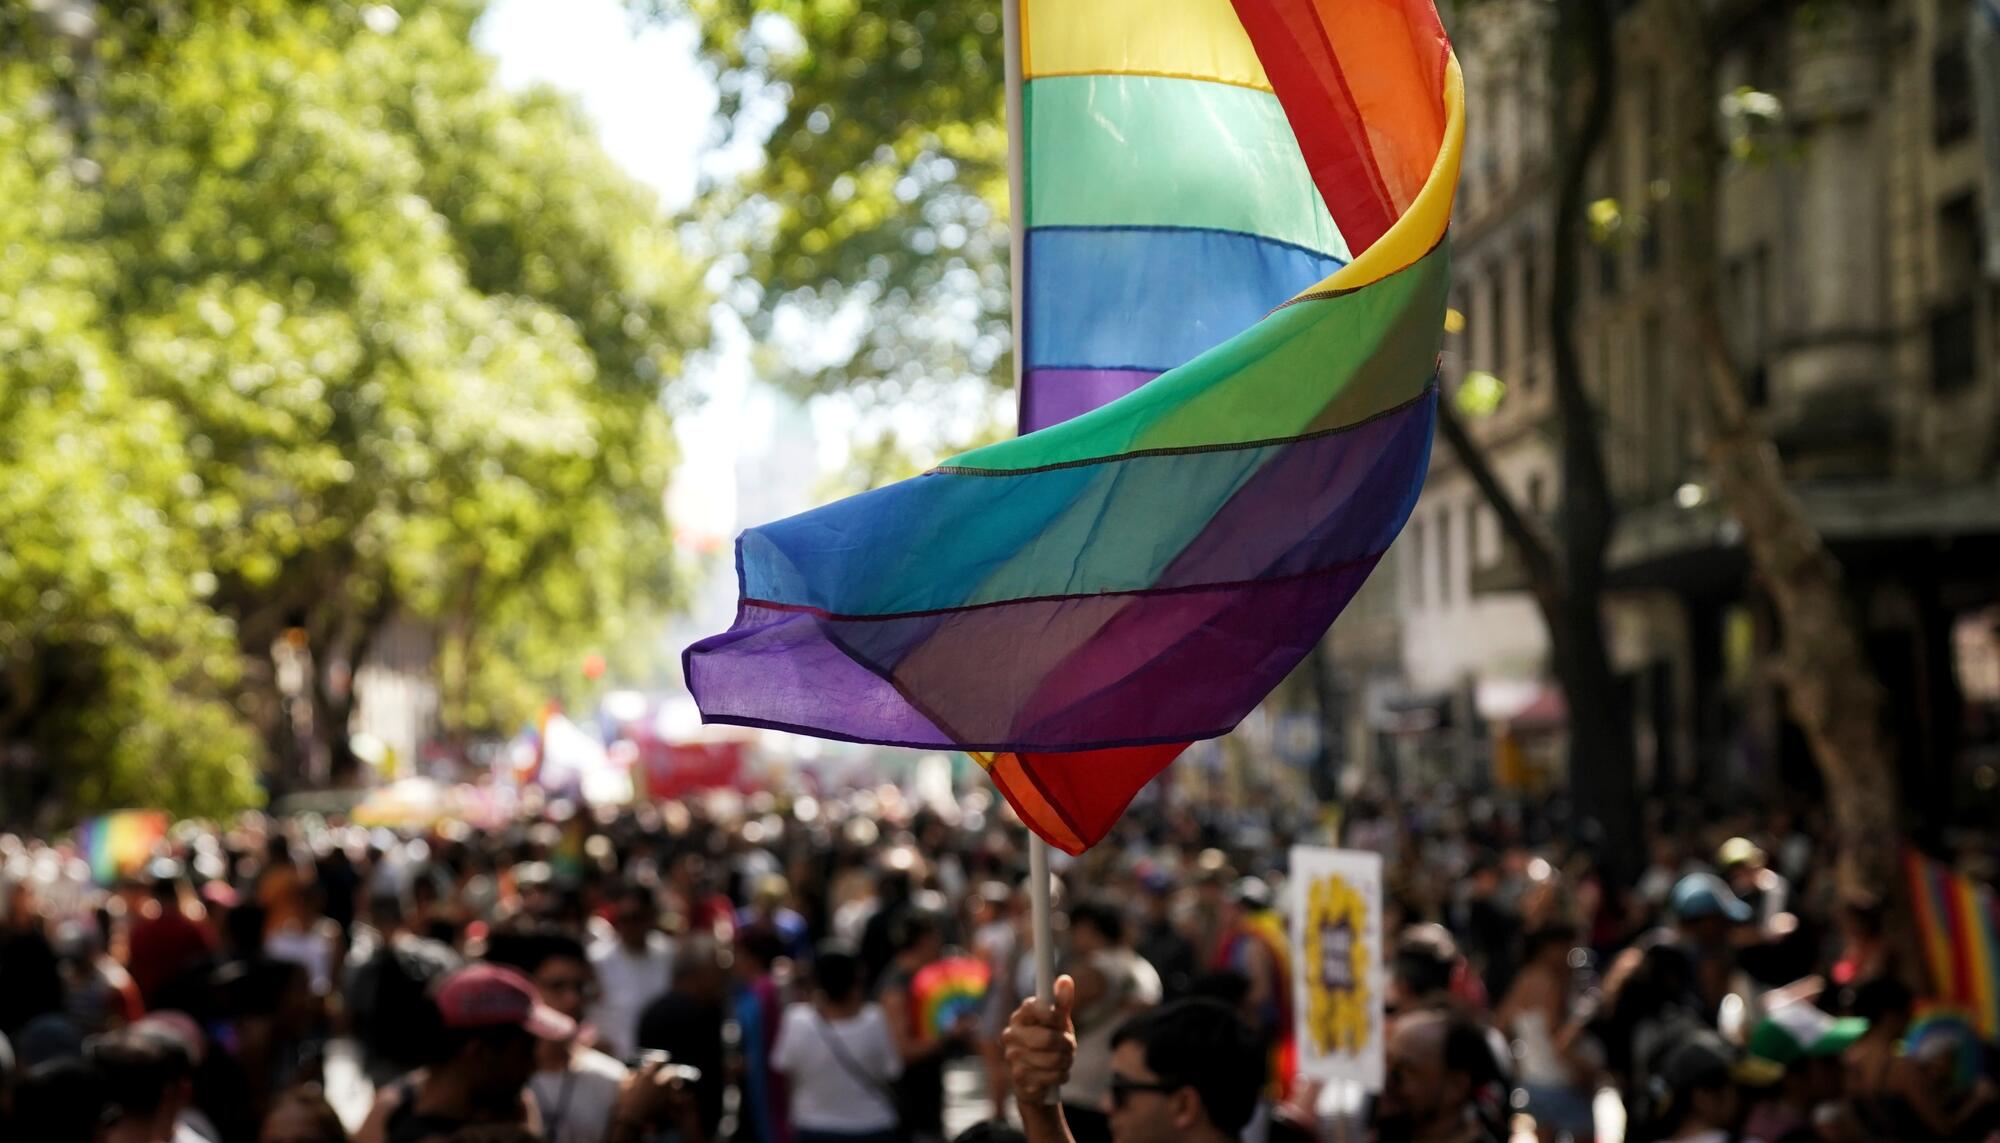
[1724, 245, 1772, 406]
[1596, 124, 1624, 296]
[1492, 263, 1511, 376]
[1640, 69, 1663, 273]
[1940, 193, 1984, 297]
[1931, 302, 1977, 393]
[1935, 194, 1983, 394]
[1522, 242, 1540, 383]
[1438, 506, 1453, 606]
[1408, 516, 1426, 606]
[1644, 312, 1677, 497]
[1936, 44, 1974, 147]
[1598, 238, 1622, 298]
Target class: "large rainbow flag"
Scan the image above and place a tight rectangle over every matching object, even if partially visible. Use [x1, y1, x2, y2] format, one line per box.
[686, 0, 1461, 854]
[1906, 847, 2000, 1041]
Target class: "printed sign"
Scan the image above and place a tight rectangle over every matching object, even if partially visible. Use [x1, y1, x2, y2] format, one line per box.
[1290, 845, 1385, 1089]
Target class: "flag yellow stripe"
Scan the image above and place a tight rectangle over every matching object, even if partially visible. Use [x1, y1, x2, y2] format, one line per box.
[1023, 0, 1272, 93]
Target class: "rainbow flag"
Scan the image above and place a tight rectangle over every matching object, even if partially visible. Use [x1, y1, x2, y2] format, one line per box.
[77, 810, 168, 886]
[1905, 847, 2000, 1041]
[685, 0, 1460, 853]
[912, 955, 992, 1041]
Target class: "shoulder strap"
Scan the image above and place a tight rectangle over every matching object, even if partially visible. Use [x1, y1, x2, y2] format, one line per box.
[812, 1010, 899, 1115]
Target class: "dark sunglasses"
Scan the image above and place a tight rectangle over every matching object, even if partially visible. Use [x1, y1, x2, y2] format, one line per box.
[540, 976, 598, 998]
[1109, 1076, 1186, 1108]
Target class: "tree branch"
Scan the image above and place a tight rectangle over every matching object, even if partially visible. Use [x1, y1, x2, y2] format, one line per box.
[1436, 396, 1562, 597]
[1547, 0, 1620, 576]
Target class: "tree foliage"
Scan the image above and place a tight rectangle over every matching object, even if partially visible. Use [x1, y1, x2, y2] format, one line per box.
[658, 0, 1012, 408]
[0, 0, 709, 822]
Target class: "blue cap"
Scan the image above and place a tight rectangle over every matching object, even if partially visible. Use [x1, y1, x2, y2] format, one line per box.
[15, 1013, 84, 1069]
[1671, 872, 1753, 923]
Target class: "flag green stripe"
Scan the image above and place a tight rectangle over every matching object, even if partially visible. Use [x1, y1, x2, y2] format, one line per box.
[1027, 74, 1349, 259]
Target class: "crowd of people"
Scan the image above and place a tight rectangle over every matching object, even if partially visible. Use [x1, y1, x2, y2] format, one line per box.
[0, 781, 1994, 1143]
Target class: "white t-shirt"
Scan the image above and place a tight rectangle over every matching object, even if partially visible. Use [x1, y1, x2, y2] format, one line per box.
[588, 934, 674, 1059]
[530, 1048, 629, 1143]
[771, 1003, 902, 1133]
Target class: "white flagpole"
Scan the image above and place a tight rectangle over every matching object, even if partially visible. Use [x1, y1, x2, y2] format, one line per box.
[1000, 0, 1057, 1012]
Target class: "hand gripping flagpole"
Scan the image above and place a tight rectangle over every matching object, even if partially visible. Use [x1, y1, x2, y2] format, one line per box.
[1001, 0, 1059, 1019]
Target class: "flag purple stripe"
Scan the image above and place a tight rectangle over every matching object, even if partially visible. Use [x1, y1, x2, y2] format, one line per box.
[687, 556, 1379, 751]
[684, 390, 1432, 749]
[1021, 368, 1161, 433]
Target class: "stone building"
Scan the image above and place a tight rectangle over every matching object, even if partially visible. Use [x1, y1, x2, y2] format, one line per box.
[1353, 0, 2000, 821]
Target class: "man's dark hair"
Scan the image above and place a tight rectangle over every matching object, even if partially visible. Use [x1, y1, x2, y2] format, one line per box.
[13, 1058, 108, 1142]
[738, 924, 786, 970]
[447, 1126, 541, 1142]
[951, 1120, 1027, 1143]
[891, 906, 945, 953]
[1111, 998, 1265, 1134]
[482, 929, 588, 978]
[263, 1085, 346, 1143]
[1441, 1012, 1503, 1091]
[151, 876, 182, 908]
[1846, 976, 1912, 1024]
[1187, 969, 1250, 1007]
[813, 944, 863, 1001]
[1393, 925, 1459, 1000]
[224, 902, 268, 958]
[1069, 899, 1125, 946]
[1432, 1010, 1507, 1140]
[436, 1023, 536, 1067]
[90, 1028, 187, 1123]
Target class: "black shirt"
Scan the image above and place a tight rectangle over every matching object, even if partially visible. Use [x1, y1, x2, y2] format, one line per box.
[637, 989, 727, 1138]
[876, 964, 944, 1137]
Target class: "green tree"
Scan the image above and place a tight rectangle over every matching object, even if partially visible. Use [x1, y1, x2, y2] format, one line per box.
[0, 55, 261, 820]
[0, 0, 710, 820]
[659, 0, 1011, 408]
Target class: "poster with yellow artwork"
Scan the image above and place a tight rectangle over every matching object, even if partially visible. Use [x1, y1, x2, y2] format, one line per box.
[1289, 845, 1385, 1089]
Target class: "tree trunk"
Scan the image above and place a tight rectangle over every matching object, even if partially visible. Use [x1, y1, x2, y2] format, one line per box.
[1438, 0, 1637, 882]
[1662, 0, 1902, 903]
[1545, 593, 1642, 885]
[1308, 639, 1344, 802]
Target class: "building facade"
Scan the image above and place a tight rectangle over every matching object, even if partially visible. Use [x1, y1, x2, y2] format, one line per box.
[1341, 0, 2000, 821]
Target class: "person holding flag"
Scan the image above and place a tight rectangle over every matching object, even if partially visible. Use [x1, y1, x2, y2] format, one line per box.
[1003, 976, 1267, 1143]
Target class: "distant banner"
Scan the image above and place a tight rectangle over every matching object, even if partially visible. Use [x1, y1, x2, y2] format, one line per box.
[642, 740, 746, 801]
[1290, 845, 1385, 1089]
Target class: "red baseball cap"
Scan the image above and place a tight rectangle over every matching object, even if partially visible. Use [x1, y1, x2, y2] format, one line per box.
[434, 963, 576, 1041]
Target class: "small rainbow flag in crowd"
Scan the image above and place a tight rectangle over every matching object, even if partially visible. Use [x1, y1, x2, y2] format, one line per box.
[912, 955, 991, 1041]
[1904, 847, 2000, 1041]
[1904, 1010, 1986, 1089]
[77, 810, 169, 886]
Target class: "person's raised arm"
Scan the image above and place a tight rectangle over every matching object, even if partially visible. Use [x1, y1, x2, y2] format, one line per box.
[607, 1059, 707, 1143]
[1002, 974, 1077, 1143]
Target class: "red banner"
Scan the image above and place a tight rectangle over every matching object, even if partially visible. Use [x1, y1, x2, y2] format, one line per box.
[641, 740, 747, 800]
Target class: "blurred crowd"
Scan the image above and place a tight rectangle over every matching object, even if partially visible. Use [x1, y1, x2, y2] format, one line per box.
[0, 783, 1994, 1143]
